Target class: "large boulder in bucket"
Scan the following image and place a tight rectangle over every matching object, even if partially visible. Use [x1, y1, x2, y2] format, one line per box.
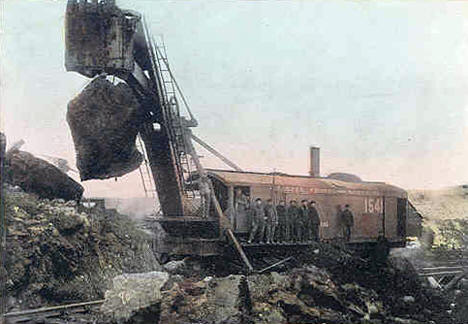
[67, 77, 143, 181]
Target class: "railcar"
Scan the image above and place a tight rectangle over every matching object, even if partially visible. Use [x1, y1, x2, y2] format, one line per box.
[208, 169, 408, 248]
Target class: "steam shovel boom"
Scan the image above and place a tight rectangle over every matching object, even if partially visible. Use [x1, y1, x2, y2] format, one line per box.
[63, 0, 253, 269]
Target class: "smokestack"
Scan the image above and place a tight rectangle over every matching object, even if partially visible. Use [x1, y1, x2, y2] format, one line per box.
[309, 146, 320, 177]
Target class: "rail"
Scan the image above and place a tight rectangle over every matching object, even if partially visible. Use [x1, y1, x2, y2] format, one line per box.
[414, 258, 468, 290]
[4, 300, 104, 323]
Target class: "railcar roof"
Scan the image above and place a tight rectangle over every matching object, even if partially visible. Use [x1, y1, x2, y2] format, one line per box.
[206, 169, 407, 196]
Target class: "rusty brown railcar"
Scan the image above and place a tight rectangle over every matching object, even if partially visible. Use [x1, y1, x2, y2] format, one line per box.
[207, 169, 408, 248]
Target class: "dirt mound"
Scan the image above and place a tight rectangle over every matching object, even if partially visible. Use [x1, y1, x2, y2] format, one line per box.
[4, 190, 160, 312]
[94, 243, 454, 324]
[67, 76, 143, 181]
[5, 150, 83, 201]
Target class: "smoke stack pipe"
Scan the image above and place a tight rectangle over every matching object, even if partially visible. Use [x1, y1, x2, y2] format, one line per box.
[309, 146, 320, 177]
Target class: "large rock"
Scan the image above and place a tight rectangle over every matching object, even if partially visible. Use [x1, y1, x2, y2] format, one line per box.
[5, 150, 83, 201]
[100, 271, 169, 323]
[160, 275, 249, 324]
[248, 267, 353, 324]
[67, 77, 143, 181]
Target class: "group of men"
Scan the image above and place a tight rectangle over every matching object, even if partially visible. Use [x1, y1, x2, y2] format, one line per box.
[247, 198, 322, 244]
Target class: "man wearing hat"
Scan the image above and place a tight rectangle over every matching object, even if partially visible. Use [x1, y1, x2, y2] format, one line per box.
[308, 201, 321, 242]
[248, 198, 266, 243]
[341, 204, 354, 242]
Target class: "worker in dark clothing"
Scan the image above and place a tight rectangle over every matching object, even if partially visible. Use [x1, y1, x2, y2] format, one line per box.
[198, 176, 211, 218]
[341, 204, 354, 242]
[287, 200, 299, 242]
[276, 200, 287, 242]
[264, 199, 278, 243]
[248, 198, 266, 243]
[308, 201, 321, 242]
[234, 188, 249, 231]
[299, 200, 309, 242]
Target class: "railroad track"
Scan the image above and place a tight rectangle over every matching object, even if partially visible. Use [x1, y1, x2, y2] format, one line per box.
[4, 300, 104, 324]
[414, 258, 468, 289]
[415, 258, 468, 276]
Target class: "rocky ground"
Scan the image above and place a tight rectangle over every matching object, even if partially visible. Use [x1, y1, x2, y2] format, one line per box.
[4, 187, 160, 312]
[90, 242, 456, 324]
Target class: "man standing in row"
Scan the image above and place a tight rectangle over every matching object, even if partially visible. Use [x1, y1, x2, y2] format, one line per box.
[264, 199, 278, 243]
[234, 188, 249, 230]
[248, 198, 266, 243]
[299, 200, 309, 241]
[276, 200, 288, 242]
[287, 200, 300, 242]
[341, 204, 354, 242]
[308, 201, 321, 242]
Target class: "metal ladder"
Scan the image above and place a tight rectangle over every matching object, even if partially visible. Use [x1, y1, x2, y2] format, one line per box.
[142, 29, 187, 194]
[152, 37, 197, 200]
[135, 135, 157, 199]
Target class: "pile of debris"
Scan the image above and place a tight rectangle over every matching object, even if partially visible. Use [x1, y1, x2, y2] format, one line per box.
[4, 189, 160, 311]
[95, 244, 454, 324]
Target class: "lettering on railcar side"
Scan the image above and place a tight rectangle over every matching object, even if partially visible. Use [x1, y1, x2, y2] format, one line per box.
[280, 185, 381, 196]
[364, 197, 383, 214]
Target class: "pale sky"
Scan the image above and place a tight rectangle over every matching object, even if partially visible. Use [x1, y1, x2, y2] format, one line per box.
[1, 0, 468, 198]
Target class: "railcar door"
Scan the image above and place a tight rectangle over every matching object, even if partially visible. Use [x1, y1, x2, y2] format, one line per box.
[384, 197, 397, 240]
[397, 198, 407, 238]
